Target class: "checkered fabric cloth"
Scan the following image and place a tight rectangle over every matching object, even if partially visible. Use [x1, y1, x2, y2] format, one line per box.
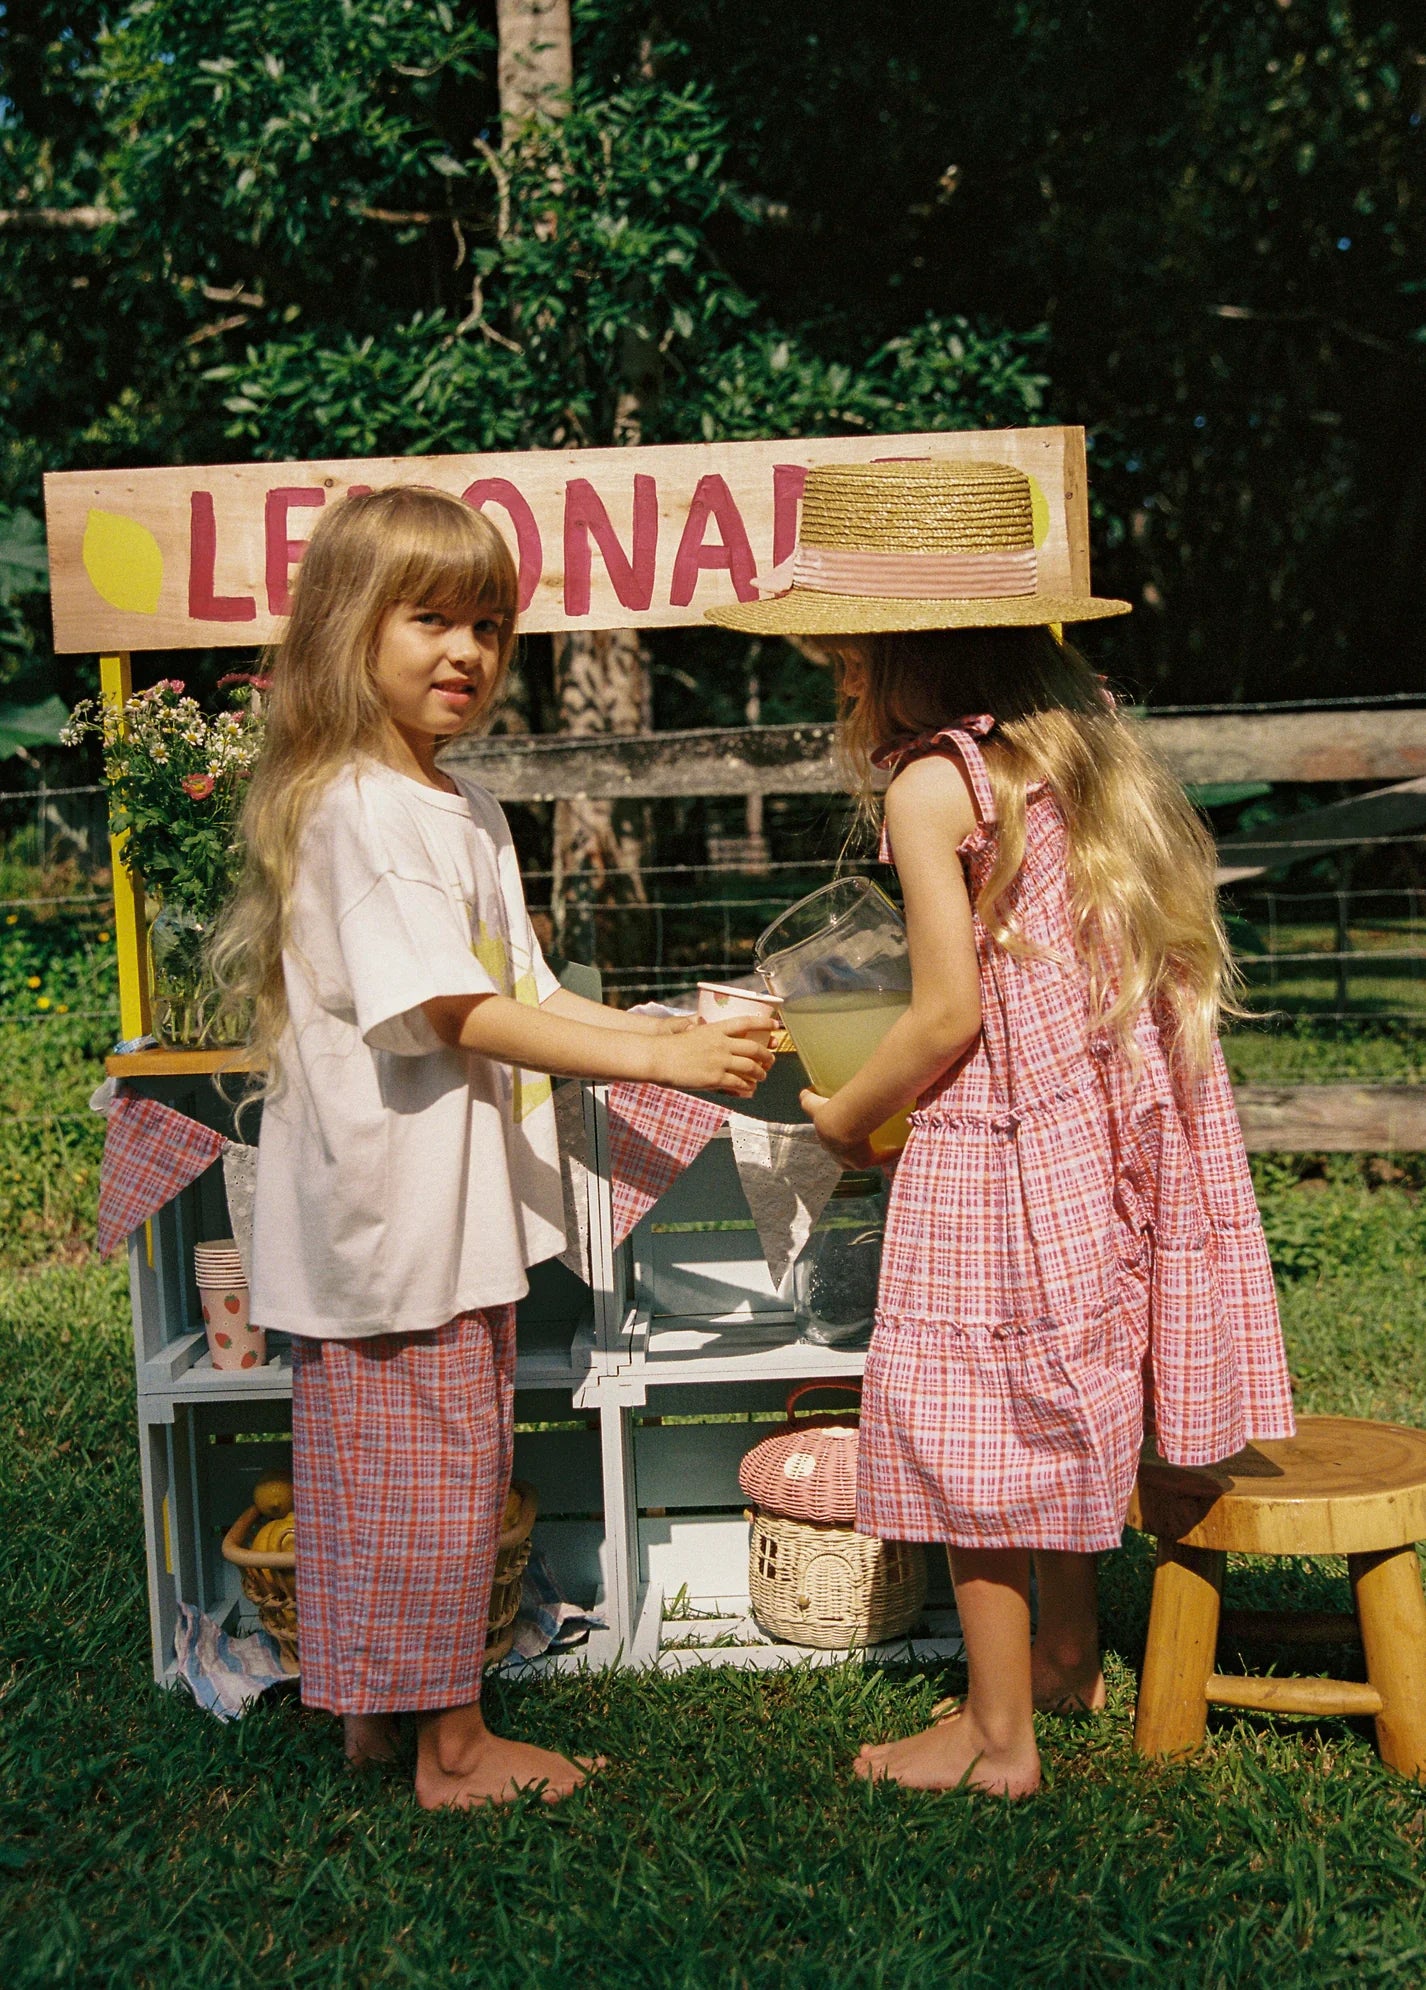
[606, 1081, 729, 1247]
[290, 1306, 516, 1715]
[96, 1091, 228, 1258]
[858, 722, 1295, 1553]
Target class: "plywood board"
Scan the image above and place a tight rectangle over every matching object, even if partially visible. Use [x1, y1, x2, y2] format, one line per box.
[44, 427, 1089, 652]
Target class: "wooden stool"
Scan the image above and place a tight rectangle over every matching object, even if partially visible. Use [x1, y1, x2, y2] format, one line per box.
[1127, 1416, 1426, 1777]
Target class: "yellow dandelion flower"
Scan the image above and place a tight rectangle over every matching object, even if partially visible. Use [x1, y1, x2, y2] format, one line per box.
[35, 996, 51, 1010]
[26, 975, 40, 989]
[56, 1003, 69, 1014]
[4, 914, 16, 926]
[98, 930, 111, 943]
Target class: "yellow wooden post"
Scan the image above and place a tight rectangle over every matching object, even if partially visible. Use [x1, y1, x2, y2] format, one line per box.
[99, 652, 152, 1041]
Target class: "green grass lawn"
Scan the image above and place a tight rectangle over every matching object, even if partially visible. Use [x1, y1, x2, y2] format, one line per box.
[2, 909, 1426, 1986]
[4, 1238, 1426, 1988]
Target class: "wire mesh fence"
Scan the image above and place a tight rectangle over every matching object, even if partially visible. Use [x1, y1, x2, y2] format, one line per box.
[0, 784, 1424, 1022]
[527, 864, 1426, 1018]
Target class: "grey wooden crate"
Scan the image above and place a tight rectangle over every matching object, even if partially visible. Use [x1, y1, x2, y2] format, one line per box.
[128, 1070, 927, 1685]
[136, 1390, 613, 1685]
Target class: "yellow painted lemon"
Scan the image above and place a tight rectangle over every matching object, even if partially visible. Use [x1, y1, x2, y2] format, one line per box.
[253, 1474, 294, 1519]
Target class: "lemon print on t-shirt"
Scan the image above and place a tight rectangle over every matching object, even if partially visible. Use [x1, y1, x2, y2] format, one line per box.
[473, 921, 555, 1124]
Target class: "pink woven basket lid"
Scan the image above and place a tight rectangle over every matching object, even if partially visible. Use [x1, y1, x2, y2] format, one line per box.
[738, 1385, 861, 1524]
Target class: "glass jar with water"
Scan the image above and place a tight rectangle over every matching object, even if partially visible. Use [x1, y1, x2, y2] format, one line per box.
[791, 1170, 886, 1347]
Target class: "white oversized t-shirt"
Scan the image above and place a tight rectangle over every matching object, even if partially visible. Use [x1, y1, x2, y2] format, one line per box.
[250, 759, 565, 1339]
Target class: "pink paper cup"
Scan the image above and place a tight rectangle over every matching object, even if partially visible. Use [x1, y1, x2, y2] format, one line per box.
[696, 982, 781, 1026]
[200, 1284, 265, 1371]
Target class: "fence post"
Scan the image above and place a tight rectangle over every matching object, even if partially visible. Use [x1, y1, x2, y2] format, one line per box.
[1335, 854, 1353, 1014]
[99, 653, 151, 1041]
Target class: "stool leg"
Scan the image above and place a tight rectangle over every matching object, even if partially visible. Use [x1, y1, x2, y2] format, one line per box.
[1134, 1541, 1225, 1759]
[1350, 1546, 1426, 1780]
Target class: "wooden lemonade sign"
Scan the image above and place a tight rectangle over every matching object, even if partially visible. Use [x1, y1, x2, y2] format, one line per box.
[43, 427, 1091, 653]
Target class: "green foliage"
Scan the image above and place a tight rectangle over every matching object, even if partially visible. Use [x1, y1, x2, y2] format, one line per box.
[0, 698, 69, 761]
[0, 510, 65, 753]
[1223, 1019, 1426, 1088]
[581, 0, 1426, 703]
[99, 0, 498, 274]
[0, 884, 115, 1264]
[4, 5, 1048, 507]
[212, 309, 535, 458]
[5, 3, 1423, 706]
[1252, 1152, 1426, 1284]
[211, 80, 1046, 460]
[0, 506, 48, 607]
[671, 317, 1048, 442]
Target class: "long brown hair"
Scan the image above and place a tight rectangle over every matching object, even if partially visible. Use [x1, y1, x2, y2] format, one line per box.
[211, 486, 518, 1087]
[836, 625, 1236, 1074]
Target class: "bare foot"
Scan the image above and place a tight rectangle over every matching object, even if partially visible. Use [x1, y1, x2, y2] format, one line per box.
[929, 1659, 1104, 1726]
[344, 1714, 399, 1767]
[854, 1709, 1041, 1798]
[1029, 1648, 1106, 1715]
[415, 1733, 604, 1811]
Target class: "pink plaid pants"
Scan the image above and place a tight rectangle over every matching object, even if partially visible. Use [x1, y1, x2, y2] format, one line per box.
[290, 1306, 516, 1715]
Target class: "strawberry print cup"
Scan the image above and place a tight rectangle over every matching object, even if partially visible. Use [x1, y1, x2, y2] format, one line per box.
[200, 1284, 264, 1370]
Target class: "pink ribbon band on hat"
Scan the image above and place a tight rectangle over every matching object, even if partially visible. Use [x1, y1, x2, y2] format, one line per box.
[754, 546, 1038, 601]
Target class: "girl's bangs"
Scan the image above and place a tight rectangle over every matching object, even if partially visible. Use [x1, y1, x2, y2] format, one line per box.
[389, 504, 519, 626]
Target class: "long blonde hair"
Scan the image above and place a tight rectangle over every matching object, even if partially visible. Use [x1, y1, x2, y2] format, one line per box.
[837, 626, 1236, 1075]
[211, 486, 518, 1087]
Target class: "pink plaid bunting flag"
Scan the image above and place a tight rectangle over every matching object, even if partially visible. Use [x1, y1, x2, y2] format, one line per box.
[606, 1083, 729, 1246]
[97, 1092, 228, 1257]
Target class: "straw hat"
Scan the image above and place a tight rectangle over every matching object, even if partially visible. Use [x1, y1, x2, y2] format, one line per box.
[705, 459, 1130, 636]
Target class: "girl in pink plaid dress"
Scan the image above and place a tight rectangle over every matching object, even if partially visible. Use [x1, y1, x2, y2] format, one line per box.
[709, 459, 1294, 1798]
[216, 488, 772, 1810]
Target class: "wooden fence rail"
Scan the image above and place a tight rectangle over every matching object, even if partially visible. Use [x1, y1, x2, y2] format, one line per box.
[447, 708, 1426, 801]
[1235, 1086, 1426, 1152]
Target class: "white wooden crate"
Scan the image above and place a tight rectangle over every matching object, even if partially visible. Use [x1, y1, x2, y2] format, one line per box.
[127, 1073, 945, 1685]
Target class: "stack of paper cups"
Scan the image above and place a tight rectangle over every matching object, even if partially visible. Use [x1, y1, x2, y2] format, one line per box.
[193, 1238, 263, 1372]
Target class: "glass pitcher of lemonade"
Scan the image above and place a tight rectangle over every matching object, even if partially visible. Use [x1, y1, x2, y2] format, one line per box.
[755, 878, 914, 1159]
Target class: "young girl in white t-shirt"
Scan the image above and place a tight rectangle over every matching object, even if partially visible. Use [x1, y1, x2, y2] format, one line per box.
[215, 486, 772, 1810]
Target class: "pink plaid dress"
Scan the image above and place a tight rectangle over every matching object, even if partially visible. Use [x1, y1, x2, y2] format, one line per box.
[291, 1307, 516, 1714]
[856, 718, 1295, 1554]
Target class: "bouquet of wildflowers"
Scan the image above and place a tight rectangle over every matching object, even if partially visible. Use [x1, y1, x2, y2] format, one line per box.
[61, 678, 265, 919]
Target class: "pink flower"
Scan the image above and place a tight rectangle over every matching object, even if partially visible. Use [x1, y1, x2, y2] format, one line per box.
[163, 678, 186, 694]
[181, 773, 216, 800]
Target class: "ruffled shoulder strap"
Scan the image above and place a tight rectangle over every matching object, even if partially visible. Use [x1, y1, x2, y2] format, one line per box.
[874, 714, 998, 826]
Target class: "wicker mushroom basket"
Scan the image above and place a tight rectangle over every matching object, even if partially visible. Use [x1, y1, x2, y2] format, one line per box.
[739, 1385, 927, 1649]
[219, 1479, 540, 1674]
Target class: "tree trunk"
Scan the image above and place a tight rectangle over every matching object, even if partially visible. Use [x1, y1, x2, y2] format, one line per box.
[550, 627, 652, 963]
[495, 0, 651, 977]
[495, 0, 572, 130]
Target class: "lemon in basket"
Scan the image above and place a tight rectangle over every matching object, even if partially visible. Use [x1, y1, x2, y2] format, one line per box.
[253, 1474, 294, 1519]
[250, 1515, 295, 1554]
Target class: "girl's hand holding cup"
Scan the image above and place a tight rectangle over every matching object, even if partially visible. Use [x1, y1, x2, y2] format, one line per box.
[653, 1015, 775, 1097]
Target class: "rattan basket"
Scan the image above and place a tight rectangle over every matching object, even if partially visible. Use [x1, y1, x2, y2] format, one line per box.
[484, 1481, 538, 1667]
[220, 1506, 299, 1673]
[746, 1508, 927, 1649]
[219, 1479, 540, 1675]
